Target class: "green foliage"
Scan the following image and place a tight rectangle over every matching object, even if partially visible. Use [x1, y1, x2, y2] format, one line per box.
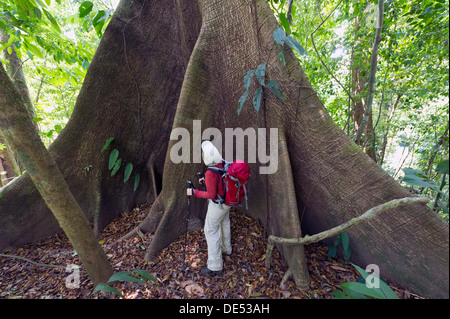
[238, 62, 285, 115]
[436, 159, 449, 175]
[400, 168, 438, 189]
[332, 264, 399, 299]
[124, 163, 133, 183]
[267, 0, 449, 217]
[399, 158, 449, 220]
[101, 137, 115, 153]
[92, 269, 157, 299]
[273, 27, 307, 56]
[327, 231, 351, 261]
[101, 137, 140, 191]
[0, 0, 116, 147]
[108, 149, 119, 170]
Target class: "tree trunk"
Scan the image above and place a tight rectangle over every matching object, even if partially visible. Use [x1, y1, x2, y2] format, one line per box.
[0, 0, 447, 298]
[0, 29, 34, 179]
[354, 0, 384, 153]
[0, 64, 113, 286]
[350, 14, 378, 162]
[378, 93, 401, 166]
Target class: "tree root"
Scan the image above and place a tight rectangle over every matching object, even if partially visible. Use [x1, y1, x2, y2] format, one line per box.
[265, 197, 430, 285]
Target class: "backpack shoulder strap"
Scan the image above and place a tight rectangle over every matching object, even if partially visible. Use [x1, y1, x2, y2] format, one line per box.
[206, 166, 225, 175]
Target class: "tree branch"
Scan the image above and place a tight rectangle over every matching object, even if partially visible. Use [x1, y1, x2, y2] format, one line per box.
[265, 196, 429, 269]
[0, 253, 86, 272]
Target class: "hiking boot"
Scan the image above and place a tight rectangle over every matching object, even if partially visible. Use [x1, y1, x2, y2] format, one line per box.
[201, 267, 223, 276]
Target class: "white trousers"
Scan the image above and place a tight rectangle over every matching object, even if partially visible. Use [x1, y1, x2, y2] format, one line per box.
[204, 200, 232, 271]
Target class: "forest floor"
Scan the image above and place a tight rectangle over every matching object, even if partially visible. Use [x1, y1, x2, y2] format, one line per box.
[0, 203, 425, 299]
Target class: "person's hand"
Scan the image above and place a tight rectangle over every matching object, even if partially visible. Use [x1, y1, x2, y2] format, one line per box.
[198, 177, 205, 184]
[187, 188, 193, 196]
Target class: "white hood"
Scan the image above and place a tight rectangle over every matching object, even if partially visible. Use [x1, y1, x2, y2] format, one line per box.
[201, 141, 222, 166]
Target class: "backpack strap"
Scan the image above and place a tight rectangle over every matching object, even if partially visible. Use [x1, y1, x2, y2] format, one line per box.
[206, 166, 226, 206]
[206, 166, 225, 175]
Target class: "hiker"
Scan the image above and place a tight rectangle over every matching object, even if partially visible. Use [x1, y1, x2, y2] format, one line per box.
[186, 141, 231, 276]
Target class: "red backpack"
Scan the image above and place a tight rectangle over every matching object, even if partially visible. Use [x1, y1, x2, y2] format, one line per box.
[208, 159, 250, 209]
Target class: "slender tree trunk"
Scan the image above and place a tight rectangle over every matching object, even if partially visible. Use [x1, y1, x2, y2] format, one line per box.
[379, 93, 401, 166]
[0, 64, 113, 286]
[350, 14, 377, 162]
[354, 0, 384, 149]
[0, 29, 34, 178]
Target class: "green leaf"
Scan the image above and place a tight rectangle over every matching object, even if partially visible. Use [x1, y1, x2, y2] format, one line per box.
[82, 60, 90, 70]
[108, 271, 146, 285]
[436, 159, 449, 174]
[93, 10, 106, 38]
[252, 87, 262, 112]
[327, 244, 336, 260]
[33, 7, 42, 19]
[278, 12, 291, 35]
[255, 62, 266, 86]
[340, 232, 351, 260]
[132, 269, 157, 284]
[402, 168, 426, 177]
[110, 158, 122, 177]
[341, 282, 385, 299]
[286, 36, 307, 55]
[379, 280, 400, 299]
[92, 282, 124, 299]
[341, 232, 349, 251]
[351, 264, 399, 299]
[401, 174, 437, 189]
[266, 80, 285, 100]
[54, 124, 62, 133]
[42, 8, 61, 33]
[273, 27, 286, 45]
[243, 70, 255, 90]
[108, 149, 119, 170]
[237, 90, 250, 115]
[133, 173, 140, 191]
[101, 137, 114, 153]
[340, 282, 369, 299]
[23, 41, 43, 59]
[79, 1, 94, 18]
[332, 289, 349, 299]
[124, 163, 133, 183]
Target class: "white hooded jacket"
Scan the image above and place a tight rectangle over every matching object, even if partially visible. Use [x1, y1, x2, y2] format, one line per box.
[201, 141, 222, 166]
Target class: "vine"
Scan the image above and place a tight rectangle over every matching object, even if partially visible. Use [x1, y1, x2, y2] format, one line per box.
[237, 27, 306, 115]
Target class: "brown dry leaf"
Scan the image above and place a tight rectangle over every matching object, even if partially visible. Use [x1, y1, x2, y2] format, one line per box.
[0, 205, 426, 300]
[185, 283, 204, 296]
[180, 280, 194, 288]
[329, 265, 349, 272]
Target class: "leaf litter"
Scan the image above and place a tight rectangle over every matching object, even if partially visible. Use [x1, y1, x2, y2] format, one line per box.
[0, 203, 424, 299]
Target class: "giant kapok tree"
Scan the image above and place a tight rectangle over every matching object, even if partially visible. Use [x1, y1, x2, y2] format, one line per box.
[0, 0, 448, 298]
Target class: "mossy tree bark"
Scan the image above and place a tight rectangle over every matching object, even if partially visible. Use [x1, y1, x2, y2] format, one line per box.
[0, 64, 113, 286]
[0, 0, 447, 298]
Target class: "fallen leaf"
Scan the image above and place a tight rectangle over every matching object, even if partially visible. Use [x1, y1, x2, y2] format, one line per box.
[329, 265, 349, 272]
[185, 283, 204, 296]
